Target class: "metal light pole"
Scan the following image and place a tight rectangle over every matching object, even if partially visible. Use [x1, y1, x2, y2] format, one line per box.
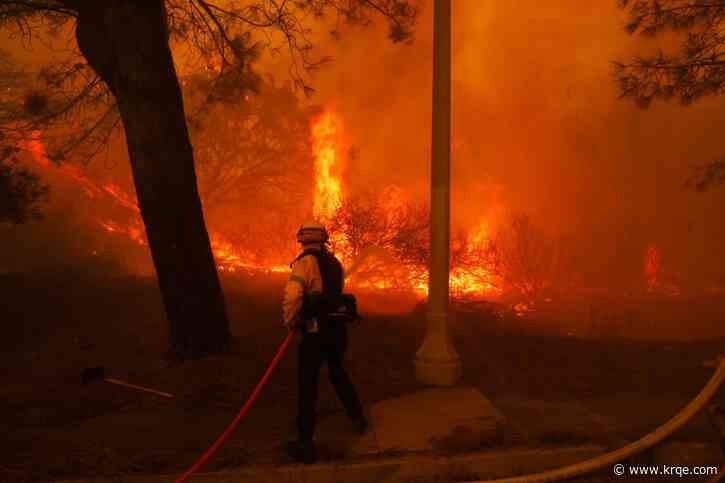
[414, 0, 461, 386]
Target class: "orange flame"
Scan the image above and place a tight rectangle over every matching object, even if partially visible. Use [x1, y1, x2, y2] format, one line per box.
[450, 221, 500, 297]
[102, 184, 140, 213]
[19, 131, 103, 198]
[644, 245, 659, 292]
[308, 113, 499, 298]
[644, 245, 681, 297]
[311, 112, 344, 221]
[311, 111, 353, 262]
[23, 119, 504, 301]
[99, 220, 147, 246]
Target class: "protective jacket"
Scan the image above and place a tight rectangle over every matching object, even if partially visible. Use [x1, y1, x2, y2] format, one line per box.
[283, 247, 344, 334]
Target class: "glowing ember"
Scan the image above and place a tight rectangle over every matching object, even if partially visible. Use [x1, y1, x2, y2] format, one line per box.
[99, 220, 147, 246]
[644, 245, 659, 292]
[20, 131, 103, 198]
[210, 233, 287, 273]
[102, 184, 140, 213]
[643, 245, 681, 297]
[513, 301, 535, 317]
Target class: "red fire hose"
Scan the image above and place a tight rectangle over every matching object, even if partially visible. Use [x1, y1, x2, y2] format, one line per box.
[175, 330, 295, 483]
[175, 330, 724, 483]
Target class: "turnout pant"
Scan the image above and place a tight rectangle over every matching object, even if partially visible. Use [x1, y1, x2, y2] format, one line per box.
[297, 328, 364, 442]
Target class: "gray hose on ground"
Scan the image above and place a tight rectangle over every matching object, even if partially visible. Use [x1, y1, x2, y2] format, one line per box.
[474, 355, 725, 483]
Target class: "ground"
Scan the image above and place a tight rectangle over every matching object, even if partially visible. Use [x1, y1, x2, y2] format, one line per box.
[1, 270, 724, 482]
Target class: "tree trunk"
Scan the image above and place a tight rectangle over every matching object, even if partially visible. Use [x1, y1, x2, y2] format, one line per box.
[74, 0, 230, 359]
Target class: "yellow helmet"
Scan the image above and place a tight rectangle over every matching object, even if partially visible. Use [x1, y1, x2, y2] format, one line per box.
[296, 219, 329, 244]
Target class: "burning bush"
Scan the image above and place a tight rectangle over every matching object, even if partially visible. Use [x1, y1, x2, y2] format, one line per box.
[326, 186, 429, 290]
[9, 103, 562, 310]
[212, 212, 303, 273]
[487, 214, 561, 306]
[319, 183, 563, 305]
[324, 185, 505, 299]
[451, 221, 502, 298]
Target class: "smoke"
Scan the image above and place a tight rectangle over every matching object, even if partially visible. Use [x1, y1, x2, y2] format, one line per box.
[3, 2, 725, 291]
[260, 0, 725, 290]
[0, 128, 153, 274]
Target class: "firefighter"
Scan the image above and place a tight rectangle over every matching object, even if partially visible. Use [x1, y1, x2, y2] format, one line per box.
[283, 220, 367, 464]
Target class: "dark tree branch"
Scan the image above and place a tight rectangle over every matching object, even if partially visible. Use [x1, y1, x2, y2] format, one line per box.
[0, 0, 77, 17]
[616, 1, 725, 190]
[615, 2, 725, 105]
[686, 159, 725, 191]
[0, 0, 419, 166]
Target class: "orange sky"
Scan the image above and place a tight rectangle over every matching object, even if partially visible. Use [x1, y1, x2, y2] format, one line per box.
[2, 1, 725, 285]
[259, 0, 725, 284]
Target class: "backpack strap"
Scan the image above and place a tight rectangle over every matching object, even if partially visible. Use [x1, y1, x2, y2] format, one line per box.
[293, 249, 344, 322]
[290, 248, 321, 268]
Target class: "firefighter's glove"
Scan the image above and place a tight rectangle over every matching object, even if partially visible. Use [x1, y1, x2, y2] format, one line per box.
[284, 317, 301, 331]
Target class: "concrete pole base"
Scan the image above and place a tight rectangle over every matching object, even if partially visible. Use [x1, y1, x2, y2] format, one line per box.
[415, 311, 461, 387]
[414, 357, 462, 387]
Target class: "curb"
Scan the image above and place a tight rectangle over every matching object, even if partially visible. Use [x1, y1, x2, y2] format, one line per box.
[50, 444, 605, 483]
